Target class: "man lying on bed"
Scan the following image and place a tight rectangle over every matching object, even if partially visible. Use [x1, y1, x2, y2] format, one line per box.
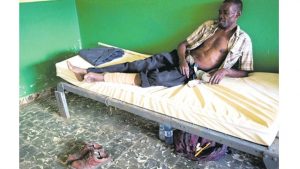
[68, 0, 253, 87]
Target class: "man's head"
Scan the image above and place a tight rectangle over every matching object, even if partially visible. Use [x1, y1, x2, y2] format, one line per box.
[218, 0, 243, 29]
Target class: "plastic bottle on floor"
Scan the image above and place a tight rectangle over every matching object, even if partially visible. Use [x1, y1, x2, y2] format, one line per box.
[159, 124, 165, 141]
[164, 124, 173, 145]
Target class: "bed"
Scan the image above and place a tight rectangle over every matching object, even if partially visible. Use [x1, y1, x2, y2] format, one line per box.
[55, 43, 279, 169]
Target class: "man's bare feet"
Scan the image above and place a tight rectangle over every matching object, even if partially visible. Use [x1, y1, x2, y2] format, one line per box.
[83, 72, 105, 83]
[67, 61, 87, 81]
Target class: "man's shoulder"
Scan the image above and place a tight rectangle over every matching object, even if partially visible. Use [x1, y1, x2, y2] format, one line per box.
[201, 20, 218, 27]
[237, 27, 252, 41]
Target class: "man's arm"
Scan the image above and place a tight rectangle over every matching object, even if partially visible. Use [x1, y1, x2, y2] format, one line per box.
[209, 68, 249, 84]
[209, 32, 253, 84]
[177, 41, 190, 77]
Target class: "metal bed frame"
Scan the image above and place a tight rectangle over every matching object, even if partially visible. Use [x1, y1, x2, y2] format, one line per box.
[55, 81, 279, 169]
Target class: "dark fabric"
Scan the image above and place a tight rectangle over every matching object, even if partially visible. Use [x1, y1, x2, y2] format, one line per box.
[79, 47, 124, 66]
[87, 49, 196, 87]
[140, 66, 193, 87]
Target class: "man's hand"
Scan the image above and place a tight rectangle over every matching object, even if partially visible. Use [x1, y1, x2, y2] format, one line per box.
[209, 68, 229, 84]
[179, 61, 189, 77]
[177, 40, 190, 77]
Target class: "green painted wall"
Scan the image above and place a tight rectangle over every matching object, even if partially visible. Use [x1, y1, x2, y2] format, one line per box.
[76, 0, 278, 72]
[240, 0, 279, 73]
[20, 0, 81, 97]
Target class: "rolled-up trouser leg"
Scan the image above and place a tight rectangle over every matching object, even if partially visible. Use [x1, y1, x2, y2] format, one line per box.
[103, 73, 141, 86]
[87, 50, 179, 74]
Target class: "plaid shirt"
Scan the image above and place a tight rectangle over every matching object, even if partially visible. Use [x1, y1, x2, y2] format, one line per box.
[186, 20, 253, 71]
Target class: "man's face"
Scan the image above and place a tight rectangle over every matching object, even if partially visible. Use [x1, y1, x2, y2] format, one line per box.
[218, 2, 240, 29]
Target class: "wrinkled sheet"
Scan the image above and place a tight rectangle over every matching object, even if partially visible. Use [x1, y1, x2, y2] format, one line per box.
[56, 43, 279, 146]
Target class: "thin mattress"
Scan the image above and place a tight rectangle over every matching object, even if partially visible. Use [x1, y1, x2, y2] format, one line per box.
[56, 43, 279, 146]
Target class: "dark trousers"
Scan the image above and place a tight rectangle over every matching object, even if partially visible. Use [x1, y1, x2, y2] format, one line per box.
[87, 50, 194, 87]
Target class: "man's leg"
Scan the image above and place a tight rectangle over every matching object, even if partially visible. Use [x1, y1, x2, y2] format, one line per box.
[83, 72, 141, 86]
[140, 67, 190, 87]
[87, 50, 179, 73]
[68, 50, 179, 82]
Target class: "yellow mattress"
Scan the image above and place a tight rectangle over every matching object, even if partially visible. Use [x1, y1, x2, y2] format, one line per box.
[56, 43, 279, 146]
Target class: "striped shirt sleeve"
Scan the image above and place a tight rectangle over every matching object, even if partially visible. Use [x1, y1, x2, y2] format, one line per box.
[186, 20, 213, 46]
[239, 36, 253, 71]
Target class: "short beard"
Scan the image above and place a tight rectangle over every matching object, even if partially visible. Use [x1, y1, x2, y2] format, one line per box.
[218, 22, 227, 29]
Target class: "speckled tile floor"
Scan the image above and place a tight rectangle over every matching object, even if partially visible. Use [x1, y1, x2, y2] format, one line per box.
[19, 92, 266, 169]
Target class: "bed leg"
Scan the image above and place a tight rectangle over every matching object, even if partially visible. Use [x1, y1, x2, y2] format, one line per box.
[55, 83, 70, 118]
[263, 154, 279, 169]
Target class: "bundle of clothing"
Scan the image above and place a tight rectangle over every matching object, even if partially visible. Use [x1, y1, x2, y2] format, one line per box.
[174, 130, 228, 161]
[79, 46, 124, 66]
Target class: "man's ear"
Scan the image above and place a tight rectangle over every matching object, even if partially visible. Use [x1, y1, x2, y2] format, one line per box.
[236, 11, 241, 18]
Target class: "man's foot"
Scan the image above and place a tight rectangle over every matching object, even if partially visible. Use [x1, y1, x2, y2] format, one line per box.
[67, 61, 87, 81]
[83, 72, 105, 83]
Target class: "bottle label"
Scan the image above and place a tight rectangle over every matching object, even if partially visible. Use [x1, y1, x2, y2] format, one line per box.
[164, 130, 173, 137]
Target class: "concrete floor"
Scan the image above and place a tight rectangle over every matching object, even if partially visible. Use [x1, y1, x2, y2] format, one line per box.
[19, 92, 266, 169]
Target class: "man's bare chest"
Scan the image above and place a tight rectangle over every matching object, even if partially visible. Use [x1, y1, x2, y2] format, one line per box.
[201, 31, 229, 52]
